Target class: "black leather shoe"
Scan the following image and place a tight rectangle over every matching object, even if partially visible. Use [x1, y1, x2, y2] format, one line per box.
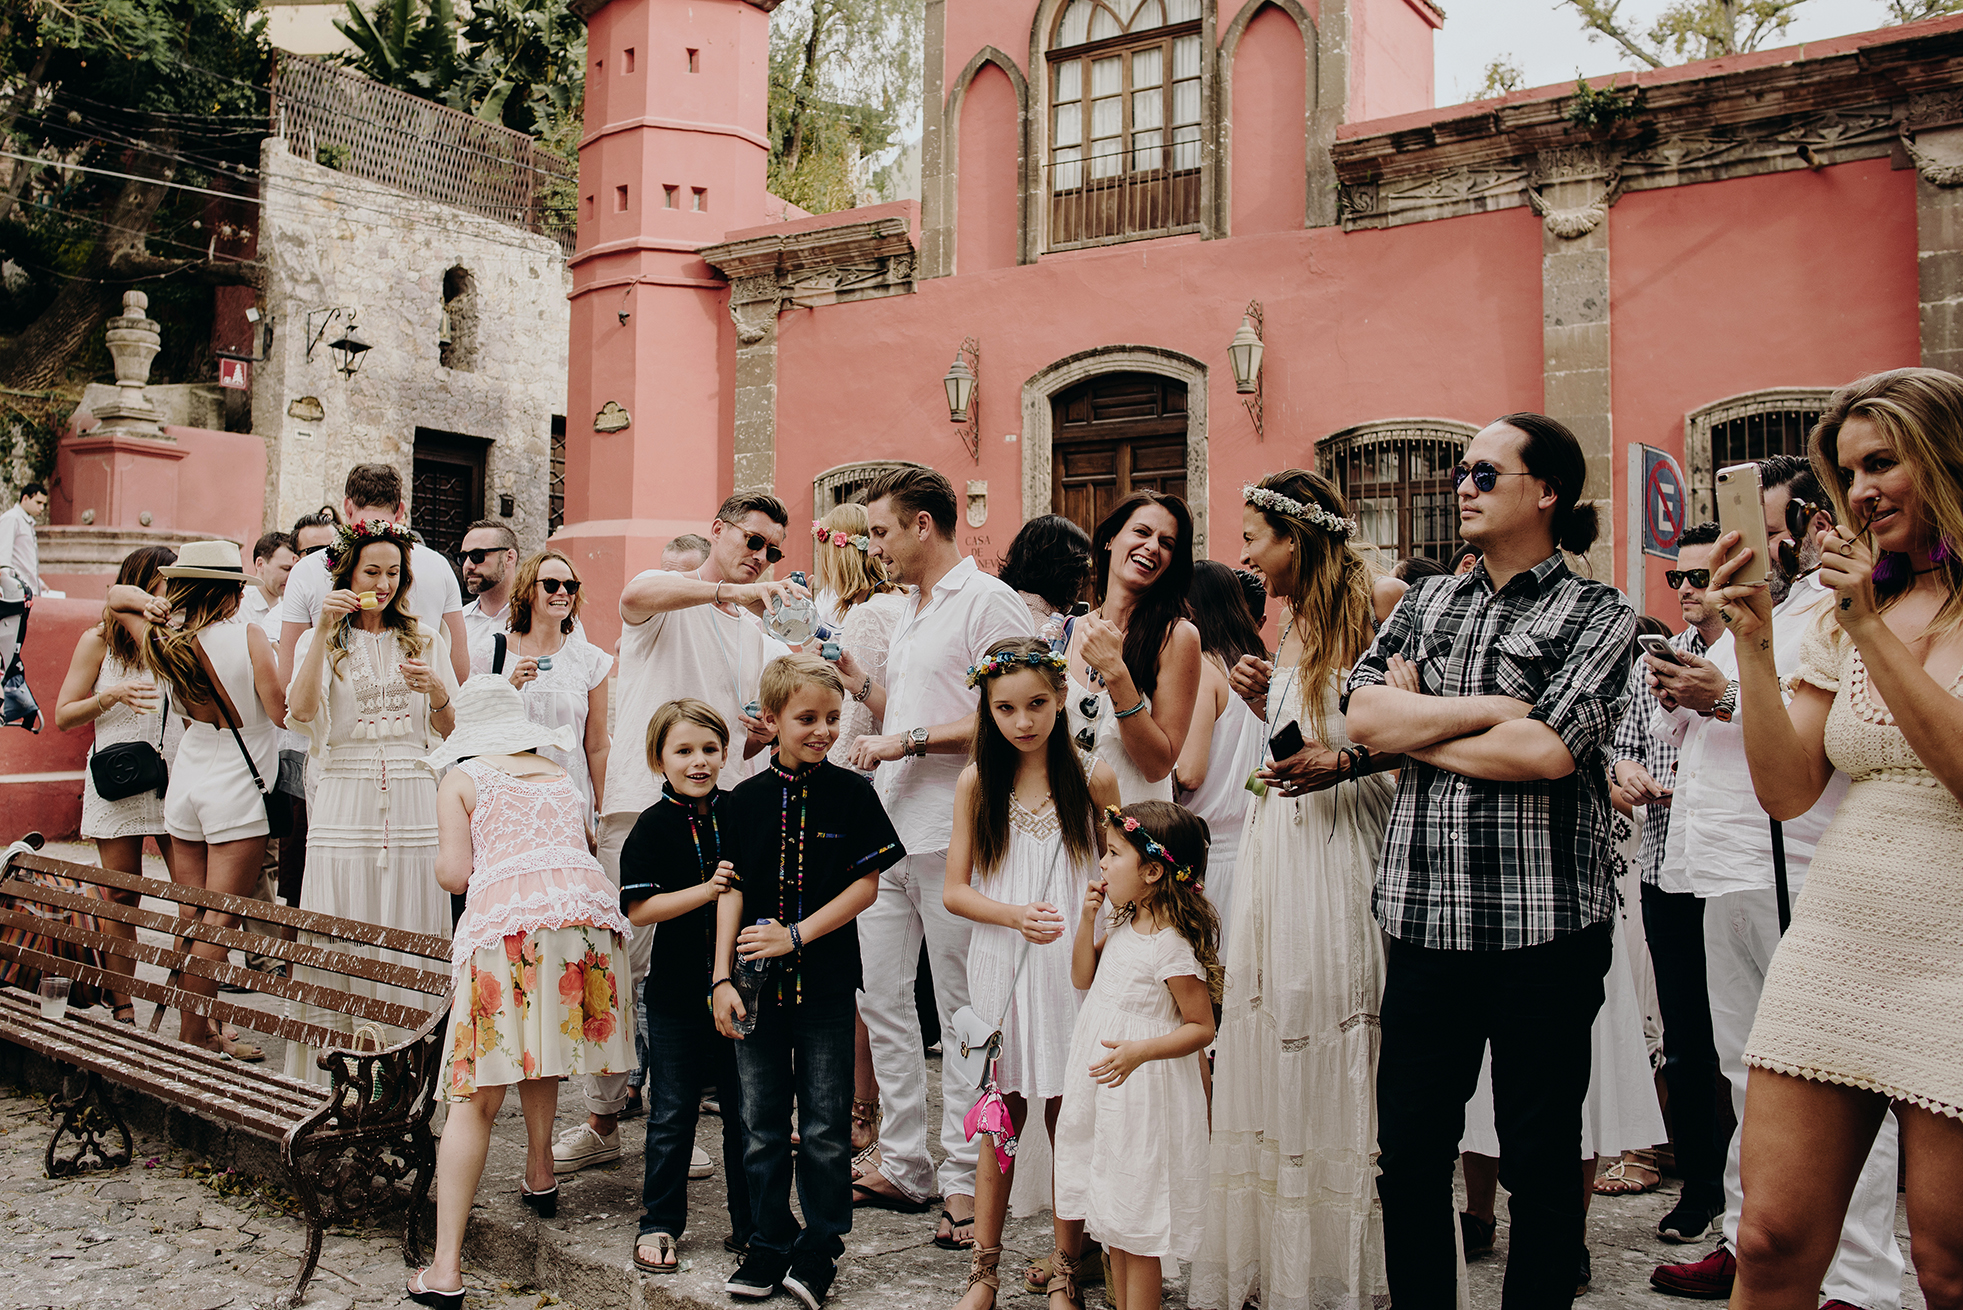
[521, 1181, 558, 1219]
[1658, 1196, 1723, 1244]
[1459, 1210, 1497, 1259]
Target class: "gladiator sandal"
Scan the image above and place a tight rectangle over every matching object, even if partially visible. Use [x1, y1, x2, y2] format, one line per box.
[851, 1096, 882, 1171]
[1047, 1248, 1083, 1310]
[963, 1244, 1003, 1310]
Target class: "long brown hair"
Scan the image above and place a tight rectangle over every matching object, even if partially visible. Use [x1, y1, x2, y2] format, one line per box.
[325, 536, 426, 675]
[509, 549, 584, 636]
[1089, 490, 1194, 697]
[1248, 469, 1380, 742]
[969, 637, 1099, 875]
[146, 578, 244, 706]
[1105, 800, 1223, 1004]
[101, 545, 176, 669]
[1811, 367, 1963, 635]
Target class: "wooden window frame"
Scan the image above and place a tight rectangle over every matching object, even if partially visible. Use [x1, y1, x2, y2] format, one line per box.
[1315, 419, 1478, 565]
[1683, 388, 1834, 526]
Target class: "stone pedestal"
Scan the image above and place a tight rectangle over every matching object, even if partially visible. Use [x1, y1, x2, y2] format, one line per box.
[56, 429, 189, 538]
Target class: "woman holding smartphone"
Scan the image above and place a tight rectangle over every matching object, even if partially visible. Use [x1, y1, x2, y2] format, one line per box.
[1190, 471, 1405, 1310]
[1707, 367, 1963, 1308]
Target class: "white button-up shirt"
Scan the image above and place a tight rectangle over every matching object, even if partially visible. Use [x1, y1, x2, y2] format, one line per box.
[873, 555, 1033, 855]
[0, 502, 41, 594]
[1655, 571, 1849, 899]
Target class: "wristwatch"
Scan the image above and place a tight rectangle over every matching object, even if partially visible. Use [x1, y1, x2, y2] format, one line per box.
[905, 726, 930, 757]
[1706, 680, 1738, 723]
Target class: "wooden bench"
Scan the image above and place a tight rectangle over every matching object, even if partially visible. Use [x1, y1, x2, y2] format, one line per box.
[0, 834, 454, 1310]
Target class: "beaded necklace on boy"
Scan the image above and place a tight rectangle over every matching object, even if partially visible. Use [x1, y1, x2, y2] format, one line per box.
[662, 787, 724, 977]
[774, 761, 810, 1006]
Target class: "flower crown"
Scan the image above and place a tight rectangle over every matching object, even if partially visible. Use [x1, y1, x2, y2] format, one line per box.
[1243, 485, 1358, 538]
[966, 648, 1068, 688]
[327, 518, 415, 571]
[812, 520, 872, 554]
[1104, 806, 1202, 891]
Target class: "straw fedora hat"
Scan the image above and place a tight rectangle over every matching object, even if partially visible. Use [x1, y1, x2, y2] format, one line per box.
[424, 674, 576, 771]
[158, 539, 264, 588]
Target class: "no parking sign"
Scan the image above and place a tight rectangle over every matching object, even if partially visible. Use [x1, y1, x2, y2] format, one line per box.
[1641, 446, 1687, 559]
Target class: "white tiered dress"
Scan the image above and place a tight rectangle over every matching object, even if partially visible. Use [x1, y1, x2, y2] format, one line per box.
[80, 651, 184, 839]
[1190, 668, 1395, 1310]
[1052, 917, 1211, 1261]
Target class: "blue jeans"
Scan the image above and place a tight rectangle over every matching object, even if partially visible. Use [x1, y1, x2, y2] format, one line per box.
[640, 1001, 750, 1242]
[733, 993, 855, 1262]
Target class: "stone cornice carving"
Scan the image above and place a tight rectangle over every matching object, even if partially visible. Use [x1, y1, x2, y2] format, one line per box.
[1334, 25, 1963, 230]
[700, 215, 917, 346]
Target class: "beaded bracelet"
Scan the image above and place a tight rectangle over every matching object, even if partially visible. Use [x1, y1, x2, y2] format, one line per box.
[788, 921, 804, 953]
[1112, 695, 1148, 720]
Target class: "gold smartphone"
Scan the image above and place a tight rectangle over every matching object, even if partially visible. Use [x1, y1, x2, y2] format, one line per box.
[1715, 462, 1770, 589]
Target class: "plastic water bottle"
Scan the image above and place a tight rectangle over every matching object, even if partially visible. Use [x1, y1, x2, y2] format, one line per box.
[766, 571, 819, 645]
[1039, 613, 1068, 653]
[731, 921, 773, 1036]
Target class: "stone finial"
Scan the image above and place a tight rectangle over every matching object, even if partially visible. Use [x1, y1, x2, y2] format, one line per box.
[93, 288, 165, 434]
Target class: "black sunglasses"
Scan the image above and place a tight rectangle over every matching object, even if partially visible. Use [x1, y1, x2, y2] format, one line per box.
[1450, 461, 1534, 493]
[720, 519, 784, 564]
[458, 547, 512, 565]
[1665, 568, 1711, 589]
[1785, 497, 1834, 540]
[538, 578, 582, 595]
[1079, 695, 1101, 719]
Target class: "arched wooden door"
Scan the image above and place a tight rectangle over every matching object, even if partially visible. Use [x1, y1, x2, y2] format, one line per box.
[1051, 372, 1188, 534]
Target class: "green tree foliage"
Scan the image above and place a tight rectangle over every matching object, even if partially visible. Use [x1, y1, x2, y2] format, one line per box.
[1561, 0, 1809, 67]
[768, 0, 921, 214]
[0, 0, 267, 406]
[1886, 0, 1963, 21]
[1470, 55, 1526, 99]
[332, 0, 585, 139]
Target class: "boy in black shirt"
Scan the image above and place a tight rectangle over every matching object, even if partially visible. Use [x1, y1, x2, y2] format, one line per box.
[713, 654, 905, 1308]
[620, 698, 751, 1273]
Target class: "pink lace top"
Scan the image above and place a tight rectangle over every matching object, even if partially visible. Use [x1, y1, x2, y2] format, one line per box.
[452, 758, 632, 967]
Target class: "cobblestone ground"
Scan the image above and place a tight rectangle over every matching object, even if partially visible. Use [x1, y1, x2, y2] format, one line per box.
[0, 841, 1926, 1310]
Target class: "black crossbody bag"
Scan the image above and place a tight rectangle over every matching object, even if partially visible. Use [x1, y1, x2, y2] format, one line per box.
[88, 684, 170, 801]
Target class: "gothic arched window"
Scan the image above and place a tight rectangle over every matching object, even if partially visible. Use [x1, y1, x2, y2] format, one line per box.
[1046, 0, 1203, 248]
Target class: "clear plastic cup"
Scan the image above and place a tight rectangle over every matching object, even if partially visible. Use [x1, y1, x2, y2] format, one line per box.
[38, 977, 70, 1020]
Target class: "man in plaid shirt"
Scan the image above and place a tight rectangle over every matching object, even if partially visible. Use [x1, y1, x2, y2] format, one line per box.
[1346, 413, 1634, 1309]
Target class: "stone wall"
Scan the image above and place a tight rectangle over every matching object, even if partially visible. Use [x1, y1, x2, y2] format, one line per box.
[251, 138, 570, 549]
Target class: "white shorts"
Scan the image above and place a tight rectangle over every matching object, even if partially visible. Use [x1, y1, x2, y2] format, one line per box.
[164, 722, 271, 845]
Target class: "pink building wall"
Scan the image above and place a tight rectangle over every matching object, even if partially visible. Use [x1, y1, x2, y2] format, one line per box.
[1347, 0, 1441, 122]
[0, 599, 110, 839]
[958, 65, 1023, 275]
[1607, 159, 1919, 620]
[1230, 5, 1308, 235]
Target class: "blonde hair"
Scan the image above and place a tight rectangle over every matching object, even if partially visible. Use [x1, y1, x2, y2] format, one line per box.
[810, 503, 896, 618]
[145, 578, 244, 706]
[1811, 367, 1963, 634]
[646, 697, 730, 771]
[758, 652, 845, 715]
[510, 549, 584, 636]
[1248, 469, 1381, 742]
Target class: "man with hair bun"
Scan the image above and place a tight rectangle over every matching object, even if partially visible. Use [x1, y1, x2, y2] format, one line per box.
[1344, 412, 1636, 1309]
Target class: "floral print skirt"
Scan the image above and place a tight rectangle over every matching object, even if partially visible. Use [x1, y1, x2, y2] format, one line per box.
[446, 924, 634, 1100]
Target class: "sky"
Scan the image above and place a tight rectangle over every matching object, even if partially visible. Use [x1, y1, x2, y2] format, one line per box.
[1434, 0, 1918, 103]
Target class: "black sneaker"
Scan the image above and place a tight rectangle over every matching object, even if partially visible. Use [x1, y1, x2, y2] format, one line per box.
[726, 1252, 789, 1299]
[781, 1256, 835, 1310]
[1658, 1196, 1724, 1244]
[1459, 1210, 1497, 1260]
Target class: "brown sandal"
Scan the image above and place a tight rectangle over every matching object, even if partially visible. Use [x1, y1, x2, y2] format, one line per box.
[851, 1096, 882, 1172]
[1047, 1248, 1082, 1310]
[961, 1244, 1002, 1310]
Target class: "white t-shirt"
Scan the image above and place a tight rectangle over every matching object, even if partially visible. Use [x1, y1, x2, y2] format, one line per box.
[0, 502, 41, 593]
[600, 570, 790, 819]
[874, 555, 1034, 854]
[280, 541, 463, 641]
[240, 584, 282, 643]
[1654, 572, 1849, 898]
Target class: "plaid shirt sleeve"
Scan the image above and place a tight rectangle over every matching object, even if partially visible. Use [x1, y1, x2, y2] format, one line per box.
[1611, 660, 1652, 767]
[1342, 580, 1420, 706]
[1526, 592, 1636, 767]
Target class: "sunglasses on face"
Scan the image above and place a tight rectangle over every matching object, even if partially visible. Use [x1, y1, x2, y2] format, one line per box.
[538, 578, 581, 596]
[1665, 568, 1711, 589]
[458, 547, 511, 565]
[1450, 461, 1533, 493]
[720, 520, 784, 564]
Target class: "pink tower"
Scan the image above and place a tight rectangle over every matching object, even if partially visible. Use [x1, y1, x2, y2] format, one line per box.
[557, 0, 779, 651]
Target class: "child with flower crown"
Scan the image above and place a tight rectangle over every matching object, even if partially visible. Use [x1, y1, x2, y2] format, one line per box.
[1051, 800, 1221, 1310]
[943, 637, 1120, 1310]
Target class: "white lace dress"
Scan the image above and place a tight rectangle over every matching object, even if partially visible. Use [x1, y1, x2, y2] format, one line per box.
[830, 590, 907, 773]
[80, 651, 183, 839]
[1180, 690, 1265, 962]
[444, 760, 634, 1099]
[1066, 676, 1172, 805]
[964, 798, 1096, 1099]
[1191, 669, 1395, 1310]
[283, 626, 456, 1085]
[467, 628, 613, 813]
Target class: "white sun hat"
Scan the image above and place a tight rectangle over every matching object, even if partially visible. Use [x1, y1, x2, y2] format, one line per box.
[157, 539, 264, 588]
[424, 674, 575, 771]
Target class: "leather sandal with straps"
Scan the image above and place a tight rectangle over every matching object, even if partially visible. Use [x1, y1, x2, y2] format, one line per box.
[851, 1096, 882, 1172]
[1046, 1248, 1083, 1310]
[961, 1244, 1002, 1310]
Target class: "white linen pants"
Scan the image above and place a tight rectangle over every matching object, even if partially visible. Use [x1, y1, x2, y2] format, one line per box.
[581, 811, 647, 1117]
[1706, 884, 1904, 1309]
[857, 850, 977, 1202]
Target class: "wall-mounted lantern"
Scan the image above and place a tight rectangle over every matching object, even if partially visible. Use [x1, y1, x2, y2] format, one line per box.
[305, 306, 370, 379]
[1229, 302, 1265, 440]
[944, 337, 981, 464]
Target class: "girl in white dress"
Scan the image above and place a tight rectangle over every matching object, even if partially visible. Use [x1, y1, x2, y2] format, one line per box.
[476, 550, 613, 814]
[1191, 472, 1407, 1310]
[286, 520, 457, 1084]
[1064, 492, 1202, 805]
[945, 638, 1120, 1310]
[1053, 801, 1219, 1310]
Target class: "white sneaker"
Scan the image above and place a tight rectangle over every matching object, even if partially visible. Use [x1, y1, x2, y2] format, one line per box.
[689, 1145, 715, 1179]
[552, 1122, 621, 1174]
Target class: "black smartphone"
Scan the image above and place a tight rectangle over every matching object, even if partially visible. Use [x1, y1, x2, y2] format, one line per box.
[1269, 721, 1305, 761]
[1067, 601, 1090, 618]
